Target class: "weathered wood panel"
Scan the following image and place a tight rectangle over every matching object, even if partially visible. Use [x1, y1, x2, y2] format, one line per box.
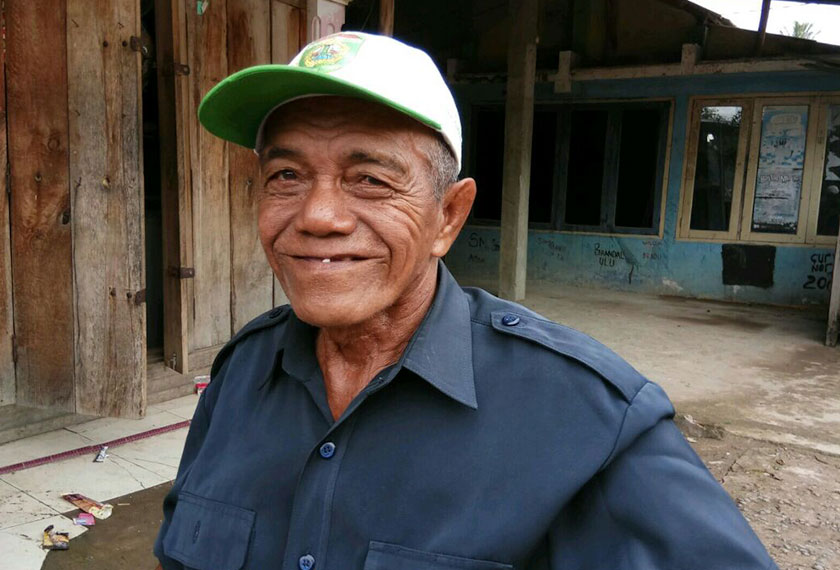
[271, 0, 303, 308]
[188, 0, 232, 351]
[228, 0, 274, 331]
[156, 0, 194, 372]
[67, 0, 146, 417]
[6, 0, 75, 409]
[271, 0, 305, 64]
[0, 5, 15, 407]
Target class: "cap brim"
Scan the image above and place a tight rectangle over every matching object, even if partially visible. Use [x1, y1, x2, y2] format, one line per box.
[198, 65, 443, 149]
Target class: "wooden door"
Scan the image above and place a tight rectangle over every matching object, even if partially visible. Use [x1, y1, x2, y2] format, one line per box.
[5, 0, 146, 417]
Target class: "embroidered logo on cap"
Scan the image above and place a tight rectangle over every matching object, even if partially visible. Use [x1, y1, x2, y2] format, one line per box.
[299, 33, 364, 73]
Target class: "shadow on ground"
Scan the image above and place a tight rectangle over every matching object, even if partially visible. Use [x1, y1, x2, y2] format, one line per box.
[43, 482, 171, 570]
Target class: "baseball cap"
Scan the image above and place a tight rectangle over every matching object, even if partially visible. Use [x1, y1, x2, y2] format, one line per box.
[198, 31, 463, 170]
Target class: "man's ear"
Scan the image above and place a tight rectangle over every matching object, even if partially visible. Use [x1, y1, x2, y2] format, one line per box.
[431, 177, 477, 258]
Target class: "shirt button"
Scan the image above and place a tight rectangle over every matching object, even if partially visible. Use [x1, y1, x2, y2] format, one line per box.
[319, 442, 336, 459]
[501, 313, 520, 326]
[299, 554, 315, 570]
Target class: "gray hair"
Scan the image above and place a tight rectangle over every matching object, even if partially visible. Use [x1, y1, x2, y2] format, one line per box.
[427, 135, 459, 200]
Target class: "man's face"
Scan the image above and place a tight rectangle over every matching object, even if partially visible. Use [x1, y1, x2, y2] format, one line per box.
[257, 97, 471, 328]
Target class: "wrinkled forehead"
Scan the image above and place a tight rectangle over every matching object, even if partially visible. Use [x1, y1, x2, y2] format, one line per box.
[258, 96, 441, 159]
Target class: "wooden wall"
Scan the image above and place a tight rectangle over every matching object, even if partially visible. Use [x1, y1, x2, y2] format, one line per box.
[0, 0, 306, 419]
[2, 0, 145, 417]
[182, 0, 302, 355]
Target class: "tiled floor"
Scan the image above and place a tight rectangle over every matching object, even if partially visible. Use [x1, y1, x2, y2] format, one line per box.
[0, 394, 198, 570]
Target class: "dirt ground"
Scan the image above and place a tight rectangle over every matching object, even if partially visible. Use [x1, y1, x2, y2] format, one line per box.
[42, 425, 839, 570]
[684, 423, 840, 570]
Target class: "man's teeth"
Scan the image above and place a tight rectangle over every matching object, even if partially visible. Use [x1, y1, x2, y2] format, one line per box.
[322, 258, 331, 263]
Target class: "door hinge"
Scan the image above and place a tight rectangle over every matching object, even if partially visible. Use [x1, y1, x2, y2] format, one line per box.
[168, 266, 195, 279]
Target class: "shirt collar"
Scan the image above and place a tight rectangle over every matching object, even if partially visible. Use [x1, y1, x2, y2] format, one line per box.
[401, 262, 477, 409]
[276, 261, 477, 409]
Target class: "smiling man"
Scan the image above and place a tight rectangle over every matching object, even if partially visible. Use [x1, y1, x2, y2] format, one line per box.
[154, 32, 777, 570]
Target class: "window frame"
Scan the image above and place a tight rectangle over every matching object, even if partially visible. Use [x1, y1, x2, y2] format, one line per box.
[678, 98, 753, 242]
[466, 98, 673, 239]
[679, 93, 840, 246]
[740, 97, 820, 244]
[805, 96, 840, 246]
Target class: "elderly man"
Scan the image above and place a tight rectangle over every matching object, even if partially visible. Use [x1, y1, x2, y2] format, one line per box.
[154, 32, 776, 570]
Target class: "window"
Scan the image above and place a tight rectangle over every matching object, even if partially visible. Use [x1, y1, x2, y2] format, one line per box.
[468, 101, 671, 235]
[680, 95, 839, 245]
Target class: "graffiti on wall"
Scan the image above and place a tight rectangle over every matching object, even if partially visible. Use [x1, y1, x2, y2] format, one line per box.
[466, 231, 499, 265]
[803, 253, 834, 290]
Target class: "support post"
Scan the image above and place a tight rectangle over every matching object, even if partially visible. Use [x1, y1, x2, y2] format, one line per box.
[498, 0, 538, 301]
[379, 0, 394, 36]
[754, 0, 772, 57]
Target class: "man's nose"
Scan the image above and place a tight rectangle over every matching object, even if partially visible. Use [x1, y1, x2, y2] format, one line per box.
[294, 176, 356, 236]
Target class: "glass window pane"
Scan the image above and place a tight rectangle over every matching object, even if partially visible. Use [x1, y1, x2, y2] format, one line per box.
[689, 105, 742, 232]
[751, 105, 809, 234]
[565, 110, 607, 226]
[817, 105, 840, 237]
[471, 107, 505, 221]
[615, 108, 661, 229]
[528, 111, 557, 224]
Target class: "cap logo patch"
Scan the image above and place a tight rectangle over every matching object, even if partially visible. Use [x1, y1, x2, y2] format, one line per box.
[299, 33, 364, 73]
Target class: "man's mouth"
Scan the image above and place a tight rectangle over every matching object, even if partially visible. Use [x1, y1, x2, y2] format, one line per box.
[293, 255, 368, 263]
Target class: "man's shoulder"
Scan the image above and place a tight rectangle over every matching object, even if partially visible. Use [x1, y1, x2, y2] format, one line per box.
[462, 286, 648, 403]
[209, 305, 292, 378]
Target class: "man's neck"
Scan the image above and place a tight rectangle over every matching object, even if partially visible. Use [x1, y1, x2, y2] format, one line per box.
[315, 264, 438, 421]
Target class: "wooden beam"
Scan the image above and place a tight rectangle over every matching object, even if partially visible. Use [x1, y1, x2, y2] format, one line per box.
[827, 222, 840, 346]
[681, 43, 701, 75]
[6, 0, 75, 410]
[379, 0, 394, 36]
[498, 0, 538, 301]
[67, 0, 146, 417]
[187, 0, 232, 352]
[0, 3, 14, 407]
[554, 50, 578, 93]
[754, 0, 772, 57]
[155, 0, 193, 373]
[228, 0, 274, 332]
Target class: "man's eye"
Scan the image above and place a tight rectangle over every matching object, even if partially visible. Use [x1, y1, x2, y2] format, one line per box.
[276, 169, 297, 181]
[362, 175, 385, 186]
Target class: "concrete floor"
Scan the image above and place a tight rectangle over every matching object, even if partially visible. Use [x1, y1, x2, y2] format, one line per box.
[491, 279, 840, 455]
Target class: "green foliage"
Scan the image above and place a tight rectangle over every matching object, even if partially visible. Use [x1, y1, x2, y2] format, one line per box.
[783, 21, 818, 40]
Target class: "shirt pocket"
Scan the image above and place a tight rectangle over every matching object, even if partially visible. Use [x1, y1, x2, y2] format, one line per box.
[364, 541, 513, 570]
[162, 491, 256, 570]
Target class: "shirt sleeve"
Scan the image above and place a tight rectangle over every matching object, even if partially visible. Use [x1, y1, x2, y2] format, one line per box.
[548, 382, 779, 570]
[153, 358, 227, 570]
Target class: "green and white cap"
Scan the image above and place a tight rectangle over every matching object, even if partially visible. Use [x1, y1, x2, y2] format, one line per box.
[198, 31, 462, 170]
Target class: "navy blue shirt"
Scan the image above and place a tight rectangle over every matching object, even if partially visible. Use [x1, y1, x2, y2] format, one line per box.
[155, 264, 777, 570]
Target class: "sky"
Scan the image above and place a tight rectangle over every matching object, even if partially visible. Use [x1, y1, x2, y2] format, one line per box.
[691, 0, 840, 46]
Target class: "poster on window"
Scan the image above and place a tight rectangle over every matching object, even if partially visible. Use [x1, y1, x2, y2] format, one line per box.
[752, 105, 809, 233]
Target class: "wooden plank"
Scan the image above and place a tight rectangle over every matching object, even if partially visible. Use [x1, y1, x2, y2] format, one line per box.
[271, 0, 303, 308]
[67, 0, 146, 417]
[228, 0, 274, 333]
[187, 0, 232, 351]
[0, 4, 15, 407]
[827, 224, 840, 346]
[6, 0, 75, 410]
[155, 0, 193, 373]
[379, 0, 394, 36]
[498, 0, 538, 302]
[271, 1, 305, 64]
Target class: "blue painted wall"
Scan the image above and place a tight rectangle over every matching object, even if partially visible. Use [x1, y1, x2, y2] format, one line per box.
[446, 71, 839, 305]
